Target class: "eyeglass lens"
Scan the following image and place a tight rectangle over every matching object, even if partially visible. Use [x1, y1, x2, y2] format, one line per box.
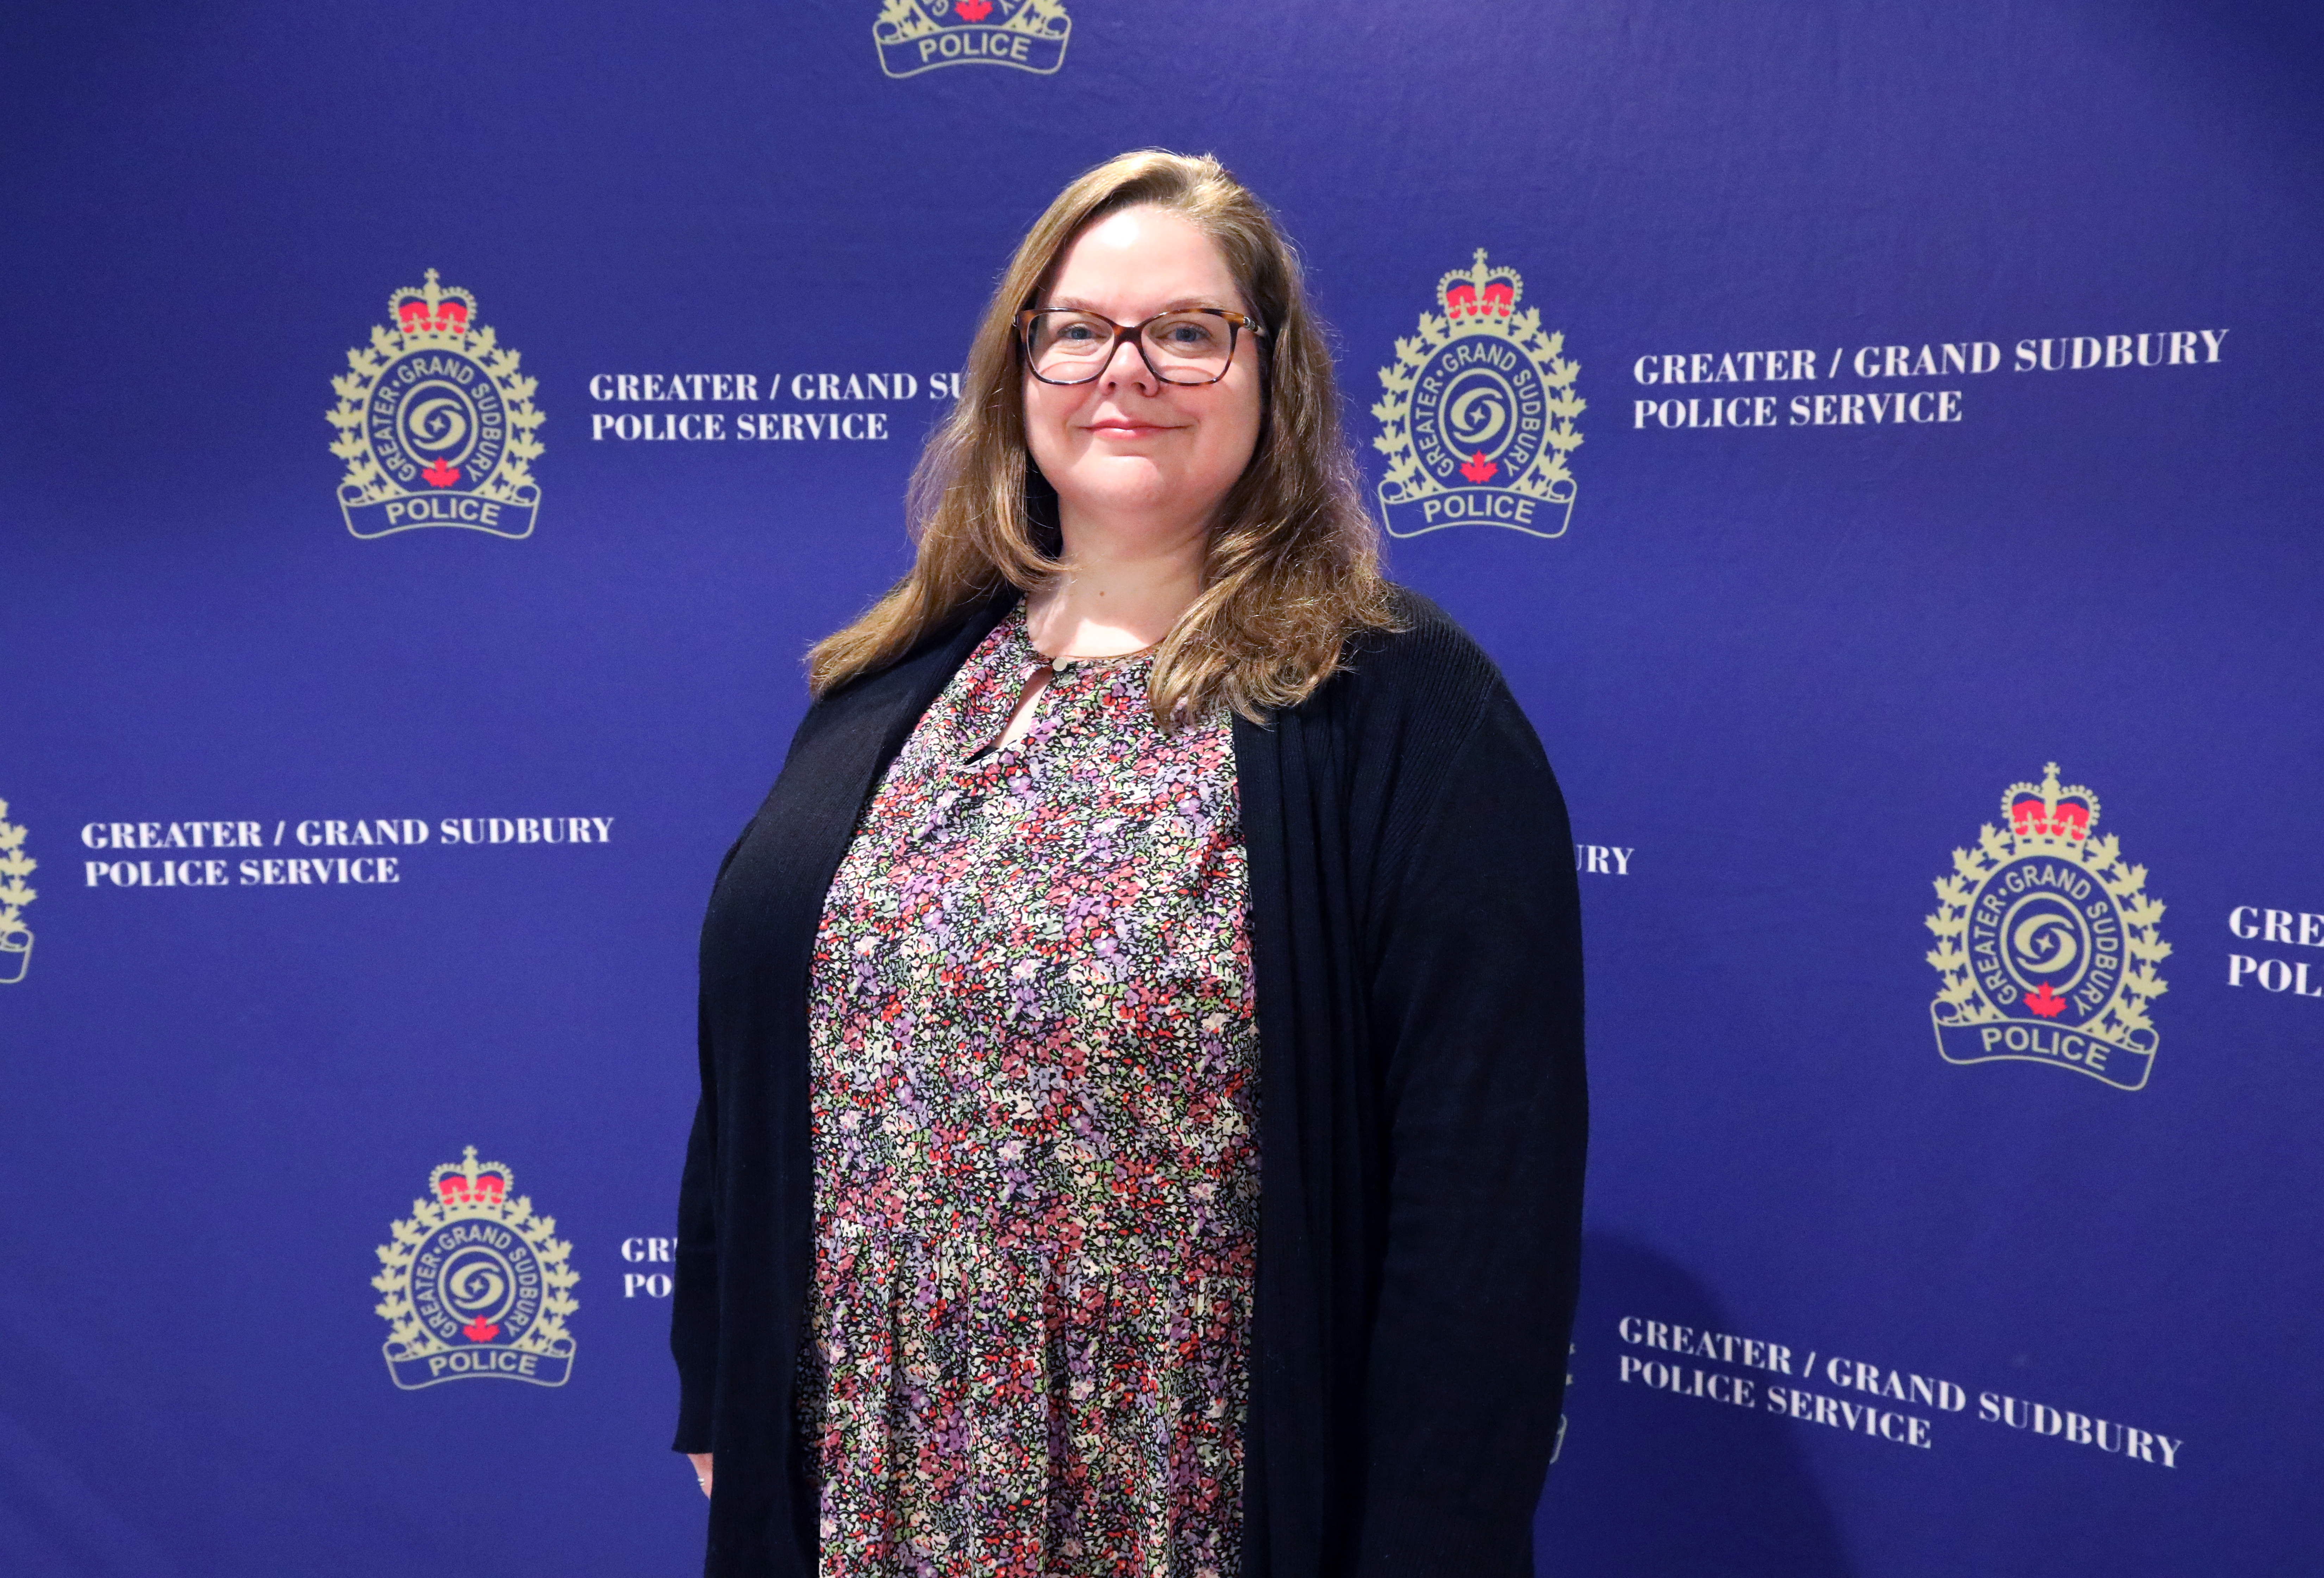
[1026, 312, 1238, 384]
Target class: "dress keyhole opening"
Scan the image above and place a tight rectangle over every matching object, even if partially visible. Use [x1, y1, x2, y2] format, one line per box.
[968, 663, 1058, 763]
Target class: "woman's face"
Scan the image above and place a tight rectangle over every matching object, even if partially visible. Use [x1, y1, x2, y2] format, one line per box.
[1021, 205, 1265, 545]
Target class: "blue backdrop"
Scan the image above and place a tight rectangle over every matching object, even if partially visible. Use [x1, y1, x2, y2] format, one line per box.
[4, 2, 2320, 1573]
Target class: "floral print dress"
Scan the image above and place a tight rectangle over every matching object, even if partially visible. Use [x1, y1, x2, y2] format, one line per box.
[803, 603, 1258, 1578]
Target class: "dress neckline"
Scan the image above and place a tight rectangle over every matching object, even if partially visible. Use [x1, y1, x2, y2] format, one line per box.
[1008, 601, 1160, 671]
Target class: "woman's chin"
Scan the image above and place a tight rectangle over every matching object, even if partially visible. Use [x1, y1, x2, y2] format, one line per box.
[1055, 472, 1185, 522]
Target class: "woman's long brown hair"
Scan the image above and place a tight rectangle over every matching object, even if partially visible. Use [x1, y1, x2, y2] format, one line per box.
[806, 149, 1401, 723]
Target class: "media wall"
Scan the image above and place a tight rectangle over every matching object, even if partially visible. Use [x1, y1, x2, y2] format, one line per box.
[4, 3, 2320, 1573]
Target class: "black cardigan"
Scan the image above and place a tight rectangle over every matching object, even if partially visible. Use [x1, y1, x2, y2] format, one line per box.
[673, 587, 1587, 1577]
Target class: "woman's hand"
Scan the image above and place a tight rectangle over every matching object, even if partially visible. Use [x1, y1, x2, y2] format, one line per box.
[687, 1452, 713, 1498]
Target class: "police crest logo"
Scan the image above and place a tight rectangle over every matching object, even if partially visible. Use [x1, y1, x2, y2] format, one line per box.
[326, 271, 545, 540]
[874, 0, 1070, 78]
[0, 799, 35, 984]
[371, 1147, 579, 1388]
[1372, 249, 1585, 539]
[1924, 764, 2172, 1091]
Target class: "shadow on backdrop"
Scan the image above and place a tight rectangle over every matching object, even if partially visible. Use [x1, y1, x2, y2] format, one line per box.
[1533, 1235, 1854, 1578]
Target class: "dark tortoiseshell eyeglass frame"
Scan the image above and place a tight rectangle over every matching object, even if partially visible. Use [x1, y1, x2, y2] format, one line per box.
[1015, 307, 1269, 386]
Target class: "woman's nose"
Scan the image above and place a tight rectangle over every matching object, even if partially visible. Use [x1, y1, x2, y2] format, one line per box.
[1099, 330, 1160, 394]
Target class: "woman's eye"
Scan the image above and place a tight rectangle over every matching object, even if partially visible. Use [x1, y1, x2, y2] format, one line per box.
[1156, 321, 1219, 349]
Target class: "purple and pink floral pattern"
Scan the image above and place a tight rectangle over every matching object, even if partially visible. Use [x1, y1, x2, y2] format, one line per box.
[804, 603, 1257, 1578]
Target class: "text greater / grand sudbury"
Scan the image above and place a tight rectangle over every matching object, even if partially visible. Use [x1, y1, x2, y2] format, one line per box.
[76, 816, 615, 889]
[585, 371, 963, 442]
[2227, 903, 2324, 1001]
[1614, 1316, 2183, 1466]
[1628, 329, 2228, 431]
[1575, 844, 1635, 876]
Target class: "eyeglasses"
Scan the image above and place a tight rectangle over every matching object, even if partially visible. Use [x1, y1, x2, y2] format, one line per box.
[1017, 307, 1267, 386]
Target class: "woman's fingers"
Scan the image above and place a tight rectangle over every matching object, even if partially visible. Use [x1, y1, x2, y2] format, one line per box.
[687, 1451, 713, 1497]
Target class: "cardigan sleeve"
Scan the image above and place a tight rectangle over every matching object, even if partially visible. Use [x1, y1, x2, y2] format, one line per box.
[671, 1072, 719, 1453]
[671, 831, 750, 1455]
[1351, 681, 1588, 1575]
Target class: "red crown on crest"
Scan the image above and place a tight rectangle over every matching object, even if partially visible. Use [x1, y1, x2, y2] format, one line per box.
[2003, 762, 2101, 845]
[1438, 248, 1524, 325]
[429, 1145, 513, 1207]
[389, 269, 477, 338]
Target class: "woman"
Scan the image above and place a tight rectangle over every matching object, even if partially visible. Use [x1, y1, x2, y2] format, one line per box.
[672, 150, 1586, 1578]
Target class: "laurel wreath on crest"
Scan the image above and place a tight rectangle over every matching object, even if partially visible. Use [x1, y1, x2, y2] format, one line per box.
[0, 800, 35, 943]
[1923, 822, 2171, 1043]
[1372, 304, 1584, 504]
[326, 320, 545, 507]
[876, 0, 1069, 38]
[371, 1186, 580, 1358]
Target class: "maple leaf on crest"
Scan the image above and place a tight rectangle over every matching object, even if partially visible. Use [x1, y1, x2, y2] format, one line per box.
[2024, 982, 2067, 1019]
